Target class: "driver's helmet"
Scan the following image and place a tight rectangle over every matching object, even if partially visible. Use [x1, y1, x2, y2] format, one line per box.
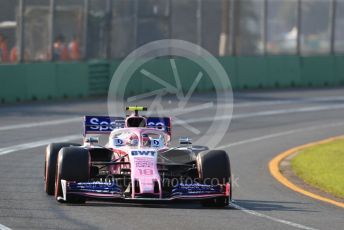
[127, 133, 139, 146]
[142, 134, 151, 147]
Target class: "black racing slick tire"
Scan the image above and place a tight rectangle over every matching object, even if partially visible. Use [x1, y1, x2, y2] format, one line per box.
[196, 150, 232, 207]
[44, 142, 80, 195]
[54, 147, 90, 203]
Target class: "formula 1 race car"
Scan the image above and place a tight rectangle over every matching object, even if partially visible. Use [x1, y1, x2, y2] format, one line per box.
[44, 106, 232, 207]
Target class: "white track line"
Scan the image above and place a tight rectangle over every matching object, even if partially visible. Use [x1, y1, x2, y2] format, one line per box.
[206, 95, 344, 104]
[150, 96, 344, 115]
[216, 121, 344, 149]
[0, 117, 79, 132]
[0, 134, 81, 156]
[233, 104, 344, 119]
[230, 202, 317, 230]
[178, 104, 344, 125]
[0, 224, 12, 230]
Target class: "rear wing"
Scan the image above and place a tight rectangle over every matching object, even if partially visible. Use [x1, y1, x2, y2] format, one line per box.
[83, 116, 171, 136]
[146, 117, 171, 135]
[84, 116, 125, 136]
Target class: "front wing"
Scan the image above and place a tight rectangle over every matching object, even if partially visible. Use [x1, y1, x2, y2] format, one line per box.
[59, 180, 230, 202]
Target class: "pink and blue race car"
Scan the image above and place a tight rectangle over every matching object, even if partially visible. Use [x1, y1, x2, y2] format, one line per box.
[44, 106, 232, 207]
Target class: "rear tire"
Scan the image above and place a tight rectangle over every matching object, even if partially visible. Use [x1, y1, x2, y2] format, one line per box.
[196, 150, 231, 207]
[55, 147, 90, 203]
[44, 143, 80, 195]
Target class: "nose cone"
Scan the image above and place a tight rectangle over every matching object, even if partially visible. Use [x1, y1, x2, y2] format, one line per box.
[128, 149, 161, 198]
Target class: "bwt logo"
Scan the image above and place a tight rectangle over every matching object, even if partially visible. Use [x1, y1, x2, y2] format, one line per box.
[131, 150, 156, 156]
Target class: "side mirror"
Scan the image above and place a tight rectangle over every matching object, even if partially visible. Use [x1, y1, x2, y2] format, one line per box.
[85, 136, 99, 145]
[179, 137, 192, 145]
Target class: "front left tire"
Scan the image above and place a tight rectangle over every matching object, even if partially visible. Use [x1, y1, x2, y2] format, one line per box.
[54, 147, 90, 203]
[44, 142, 80, 195]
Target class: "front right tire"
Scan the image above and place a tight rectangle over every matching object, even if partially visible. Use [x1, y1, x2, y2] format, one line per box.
[196, 150, 232, 207]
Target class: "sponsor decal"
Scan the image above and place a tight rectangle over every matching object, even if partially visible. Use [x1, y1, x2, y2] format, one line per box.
[146, 117, 171, 134]
[89, 117, 124, 131]
[171, 183, 222, 196]
[114, 138, 124, 146]
[135, 161, 154, 168]
[84, 116, 125, 134]
[147, 121, 165, 130]
[151, 139, 161, 147]
[131, 150, 156, 156]
[68, 181, 122, 194]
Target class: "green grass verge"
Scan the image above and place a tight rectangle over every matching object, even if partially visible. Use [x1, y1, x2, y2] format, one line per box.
[291, 139, 344, 198]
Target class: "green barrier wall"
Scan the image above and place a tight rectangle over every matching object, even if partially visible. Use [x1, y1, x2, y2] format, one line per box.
[55, 62, 88, 98]
[0, 62, 88, 103]
[0, 55, 343, 104]
[300, 56, 336, 87]
[0, 64, 26, 103]
[236, 56, 268, 89]
[266, 56, 301, 88]
[335, 56, 344, 85]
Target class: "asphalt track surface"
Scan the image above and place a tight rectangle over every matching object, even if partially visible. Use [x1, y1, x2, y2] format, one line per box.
[0, 88, 343, 230]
